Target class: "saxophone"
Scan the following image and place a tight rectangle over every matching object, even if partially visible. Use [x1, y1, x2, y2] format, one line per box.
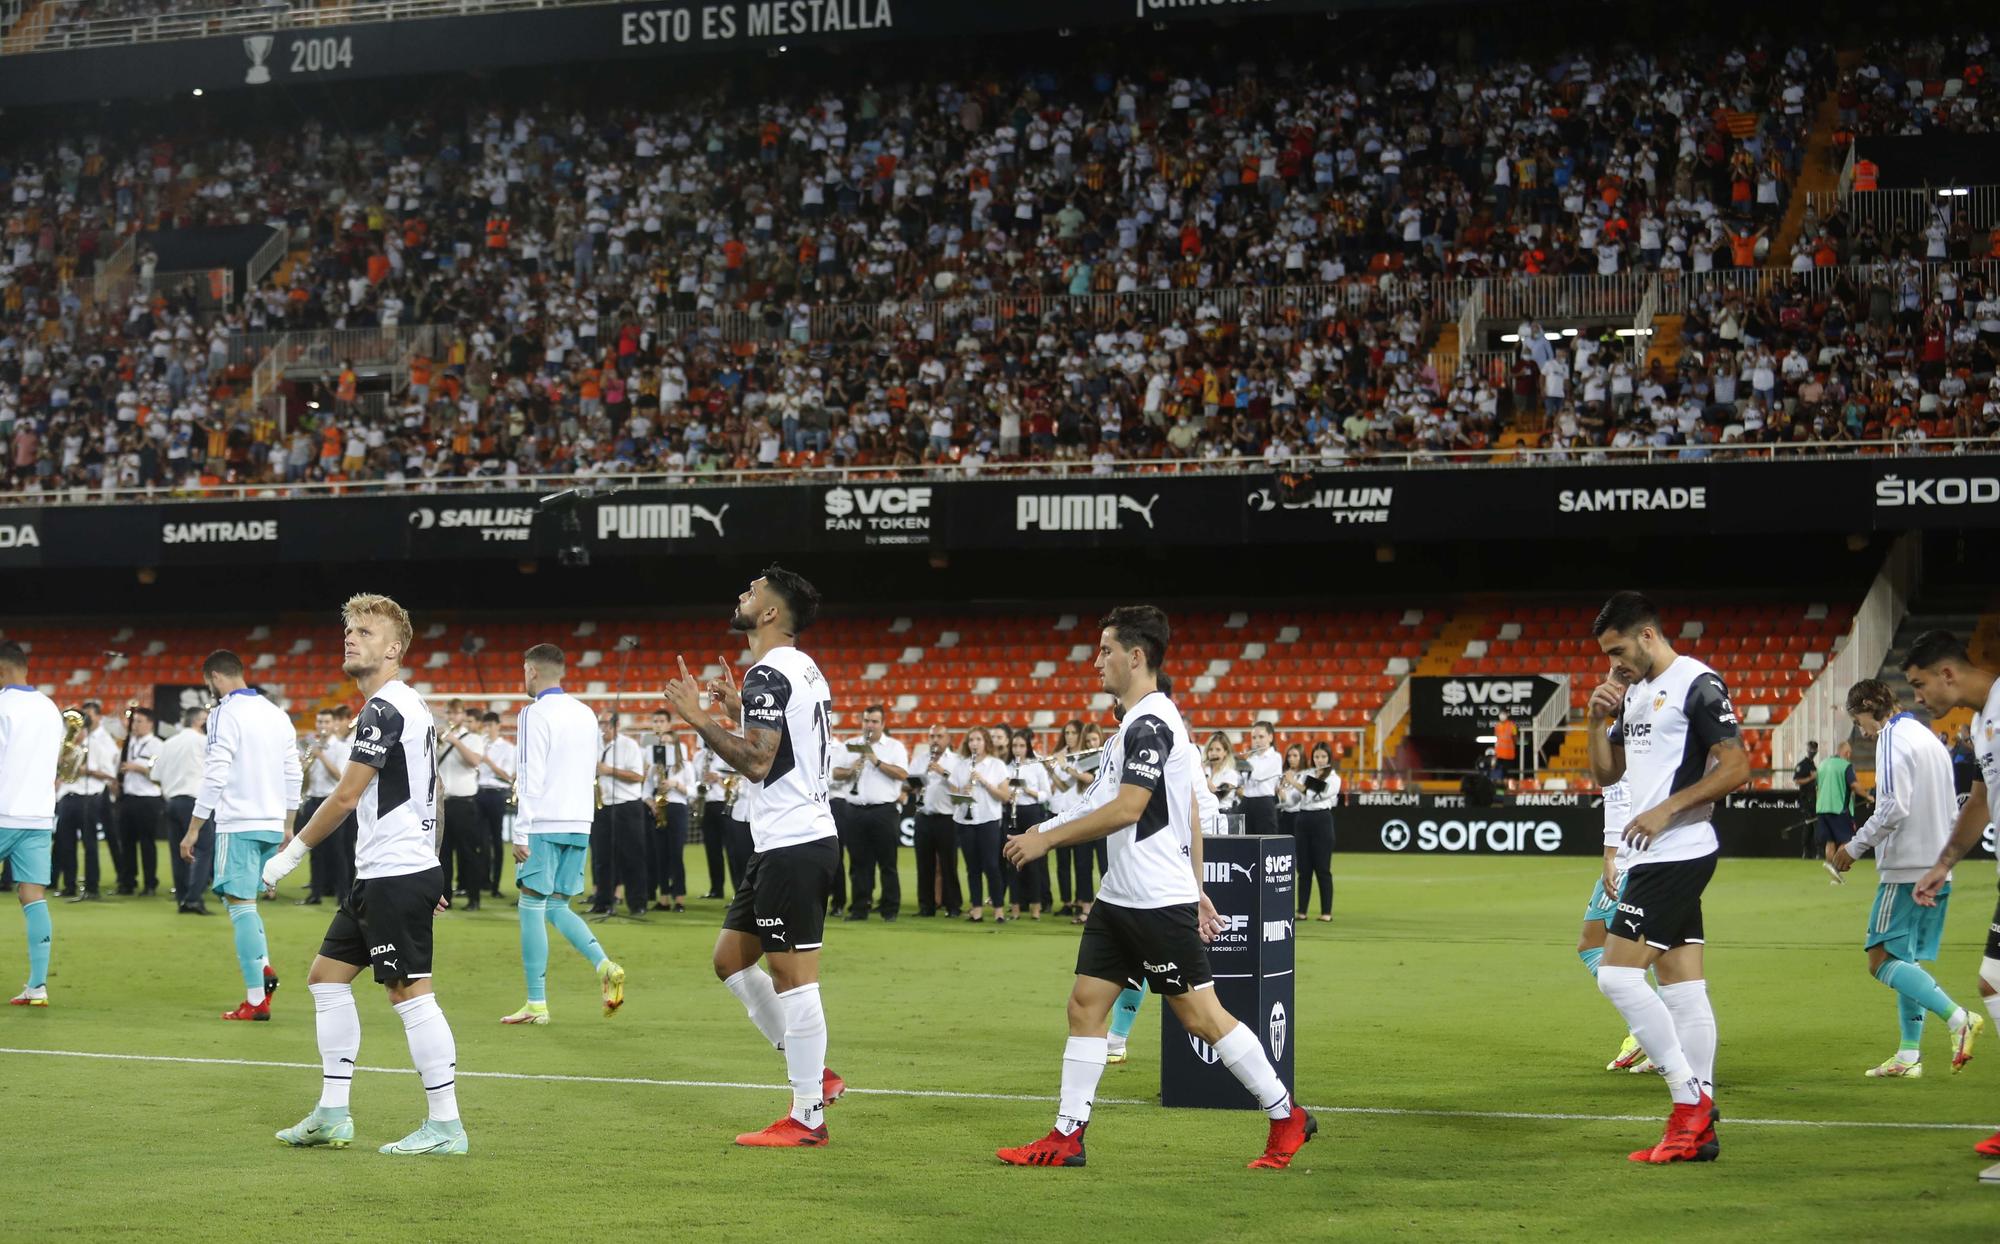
[56, 709, 88, 784]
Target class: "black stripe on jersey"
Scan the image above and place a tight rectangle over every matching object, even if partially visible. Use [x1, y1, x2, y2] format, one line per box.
[1121, 714, 1174, 841]
[1672, 673, 1740, 795]
[352, 697, 413, 814]
[741, 665, 796, 784]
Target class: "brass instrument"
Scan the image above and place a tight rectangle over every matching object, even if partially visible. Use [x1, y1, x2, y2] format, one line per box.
[300, 734, 320, 798]
[722, 771, 742, 811]
[115, 700, 137, 801]
[56, 709, 88, 784]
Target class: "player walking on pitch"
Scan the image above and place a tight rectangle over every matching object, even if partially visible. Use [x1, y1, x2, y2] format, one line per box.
[996, 606, 1316, 1170]
[181, 650, 299, 1021]
[1827, 679, 1984, 1077]
[1586, 592, 1748, 1165]
[261, 594, 468, 1156]
[1898, 631, 2000, 1181]
[664, 566, 846, 1147]
[0, 643, 64, 1007]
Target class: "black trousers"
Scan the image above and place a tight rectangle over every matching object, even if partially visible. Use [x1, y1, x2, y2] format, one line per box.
[116, 794, 164, 892]
[54, 792, 103, 894]
[590, 800, 651, 913]
[1005, 803, 1050, 910]
[843, 802, 900, 917]
[957, 819, 1003, 908]
[914, 811, 962, 915]
[830, 800, 852, 911]
[700, 800, 729, 895]
[653, 802, 688, 900]
[165, 795, 212, 908]
[301, 796, 331, 899]
[1296, 809, 1335, 917]
[1057, 842, 1099, 907]
[1242, 795, 1279, 837]
[725, 814, 753, 895]
[475, 788, 509, 893]
[441, 796, 485, 909]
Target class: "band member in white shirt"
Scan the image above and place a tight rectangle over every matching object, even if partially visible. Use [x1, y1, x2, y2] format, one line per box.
[155, 706, 213, 913]
[910, 724, 962, 917]
[115, 707, 165, 897]
[1240, 721, 1282, 835]
[474, 712, 514, 900]
[1204, 731, 1243, 831]
[1286, 740, 1339, 921]
[642, 708, 694, 913]
[951, 728, 1011, 923]
[1275, 742, 1305, 853]
[694, 742, 733, 900]
[436, 699, 487, 912]
[1004, 729, 1054, 920]
[53, 702, 114, 900]
[1047, 719, 1092, 919]
[588, 712, 648, 917]
[298, 708, 346, 907]
[831, 705, 910, 922]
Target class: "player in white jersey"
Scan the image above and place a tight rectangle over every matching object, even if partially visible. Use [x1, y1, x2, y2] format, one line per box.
[1587, 592, 1748, 1166]
[1828, 678, 1982, 1077]
[1899, 630, 2000, 1179]
[996, 606, 1316, 1171]
[182, 649, 301, 1022]
[0, 642, 64, 1006]
[665, 565, 846, 1148]
[261, 593, 466, 1156]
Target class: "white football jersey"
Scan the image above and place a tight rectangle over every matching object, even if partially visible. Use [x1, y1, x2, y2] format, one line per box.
[1975, 678, 2000, 876]
[348, 679, 440, 880]
[739, 646, 837, 853]
[1611, 655, 1739, 864]
[0, 685, 63, 831]
[1046, 689, 1198, 909]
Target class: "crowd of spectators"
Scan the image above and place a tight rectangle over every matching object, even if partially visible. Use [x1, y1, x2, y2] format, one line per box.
[0, 20, 1995, 495]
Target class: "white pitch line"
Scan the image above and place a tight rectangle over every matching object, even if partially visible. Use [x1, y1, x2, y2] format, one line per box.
[0, 1046, 1991, 1134]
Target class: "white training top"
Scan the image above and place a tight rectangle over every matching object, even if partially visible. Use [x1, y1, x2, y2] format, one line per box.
[195, 688, 302, 834]
[1847, 713, 1959, 885]
[849, 734, 910, 805]
[738, 645, 838, 853]
[514, 687, 598, 840]
[347, 679, 440, 880]
[1611, 655, 1740, 865]
[1043, 689, 1200, 909]
[0, 684, 64, 830]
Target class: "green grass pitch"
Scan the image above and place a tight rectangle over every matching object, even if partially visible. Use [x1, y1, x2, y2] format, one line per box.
[0, 852, 1994, 1242]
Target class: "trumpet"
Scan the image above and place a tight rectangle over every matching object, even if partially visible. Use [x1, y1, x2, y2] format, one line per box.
[56, 709, 88, 784]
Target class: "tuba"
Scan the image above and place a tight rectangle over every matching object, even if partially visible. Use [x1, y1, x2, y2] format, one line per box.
[56, 709, 89, 784]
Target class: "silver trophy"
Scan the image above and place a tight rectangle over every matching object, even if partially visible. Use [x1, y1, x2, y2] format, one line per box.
[243, 34, 274, 85]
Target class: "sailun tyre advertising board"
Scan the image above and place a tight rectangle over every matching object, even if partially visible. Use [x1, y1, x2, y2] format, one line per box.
[1, 457, 1997, 569]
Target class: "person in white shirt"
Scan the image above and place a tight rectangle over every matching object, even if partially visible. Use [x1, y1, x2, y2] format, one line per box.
[0, 642, 64, 1005]
[114, 706, 165, 898]
[909, 723, 963, 917]
[586, 712, 648, 917]
[1900, 630, 2000, 1178]
[641, 708, 693, 913]
[1046, 719, 1096, 920]
[1828, 679, 1981, 1077]
[830, 705, 910, 922]
[693, 742, 740, 901]
[180, 650, 302, 1021]
[80, 709, 119, 899]
[155, 705, 211, 914]
[435, 699, 488, 912]
[1004, 729, 1054, 920]
[499, 645, 626, 1026]
[297, 708, 346, 907]
[951, 727, 1012, 923]
[474, 711, 514, 901]
[998, 605, 1314, 1169]
[261, 592, 468, 1156]
[1239, 721, 1282, 835]
[53, 702, 113, 900]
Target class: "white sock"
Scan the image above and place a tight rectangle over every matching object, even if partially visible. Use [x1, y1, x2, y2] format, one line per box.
[1658, 979, 1717, 1095]
[1106, 1034, 1127, 1055]
[724, 966, 788, 1051]
[393, 994, 460, 1124]
[1599, 966, 1699, 1104]
[1896, 1048, 1922, 1065]
[1213, 1023, 1292, 1120]
[1948, 1007, 1969, 1035]
[1057, 1036, 1108, 1134]
[777, 983, 828, 1128]
[309, 982, 359, 1111]
[247, 986, 265, 1007]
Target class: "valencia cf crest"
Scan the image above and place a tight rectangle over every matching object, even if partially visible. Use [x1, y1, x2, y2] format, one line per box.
[1269, 1001, 1288, 1062]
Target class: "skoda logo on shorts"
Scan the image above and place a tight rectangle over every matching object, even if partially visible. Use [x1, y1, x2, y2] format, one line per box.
[1186, 1034, 1221, 1065]
[1381, 818, 1412, 851]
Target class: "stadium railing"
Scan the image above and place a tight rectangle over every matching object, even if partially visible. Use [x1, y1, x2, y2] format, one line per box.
[5, 0, 612, 54]
[1803, 183, 2000, 239]
[5, 438, 1995, 508]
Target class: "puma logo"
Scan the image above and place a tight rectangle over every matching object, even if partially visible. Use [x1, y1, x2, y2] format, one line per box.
[1118, 494, 1160, 529]
[691, 503, 729, 537]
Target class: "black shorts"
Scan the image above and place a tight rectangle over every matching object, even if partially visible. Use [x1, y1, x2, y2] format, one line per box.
[1614, 852, 1716, 952]
[1812, 813, 1854, 847]
[1075, 900, 1213, 997]
[319, 866, 444, 985]
[722, 837, 839, 955]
